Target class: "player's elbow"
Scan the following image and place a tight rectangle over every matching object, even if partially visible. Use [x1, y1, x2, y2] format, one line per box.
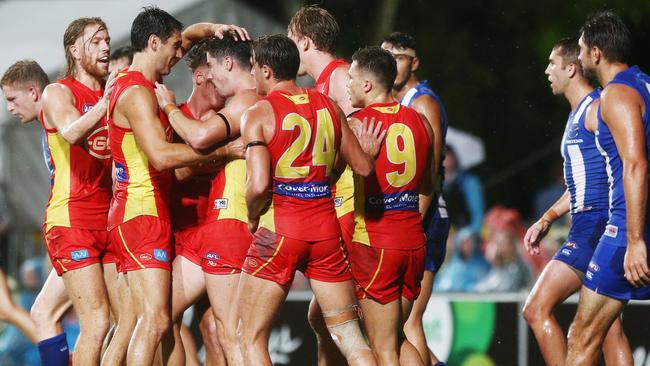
[624, 158, 648, 177]
[353, 160, 375, 178]
[60, 130, 85, 145]
[148, 155, 175, 172]
[249, 178, 270, 198]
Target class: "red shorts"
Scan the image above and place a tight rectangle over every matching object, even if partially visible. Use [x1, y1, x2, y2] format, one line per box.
[242, 228, 351, 286]
[348, 242, 425, 304]
[44, 226, 109, 276]
[337, 211, 355, 247]
[198, 219, 252, 275]
[174, 225, 202, 266]
[110, 216, 172, 272]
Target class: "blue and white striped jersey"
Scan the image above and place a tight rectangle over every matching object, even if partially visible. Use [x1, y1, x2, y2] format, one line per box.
[596, 66, 650, 239]
[561, 89, 608, 214]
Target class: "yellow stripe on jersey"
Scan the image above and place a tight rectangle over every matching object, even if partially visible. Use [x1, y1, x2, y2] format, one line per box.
[351, 173, 370, 245]
[259, 201, 275, 233]
[334, 165, 354, 218]
[282, 93, 310, 105]
[371, 104, 400, 114]
[45, 132, 71, 231]
[217, 159, 248, 222]
[121, 133, 159, 222]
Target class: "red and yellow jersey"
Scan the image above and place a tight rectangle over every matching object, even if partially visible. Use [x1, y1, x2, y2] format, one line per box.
[352, 101, 431, 249]
[259, 89, 342, 241]
[107, 70, 173, 230]
[313, 58, 354, 219]
[170, 103, 212, 230]
[205, 158, 247, 223]
[40, 77, 112, 232]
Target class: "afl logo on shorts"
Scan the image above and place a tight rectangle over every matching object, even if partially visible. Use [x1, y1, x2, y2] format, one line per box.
[588, 261, 600, 272]
[86, 125, 111, 159]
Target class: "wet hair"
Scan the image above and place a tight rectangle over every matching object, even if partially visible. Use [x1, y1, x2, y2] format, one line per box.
[63, 17, 108, 77]
[110, 46, 133, 64]
[580, 10, 631, 64]
[288, 5, 339, 54]
[352, 46, 397, 90]
[1, 60, 50, 91]
[252, 34, 300, 81]
[131, 6, 183, 52]
[382, 32, 417, 53]
[205, 34, 252, 71]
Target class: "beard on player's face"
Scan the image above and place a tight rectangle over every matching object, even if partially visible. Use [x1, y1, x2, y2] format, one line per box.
[393, 63, 412, 91]
[80, 51, 109, 79]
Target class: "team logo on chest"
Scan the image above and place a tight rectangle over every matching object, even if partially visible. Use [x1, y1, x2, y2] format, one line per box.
[86, 125, 110, 159]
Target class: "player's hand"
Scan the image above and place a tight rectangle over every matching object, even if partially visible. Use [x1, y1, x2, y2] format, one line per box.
[225, 138, 246, 159]
[624, 240, 650, 287]
[211, 23, 250, 41]
[356, 117, 386, 158]
[103, 69, 119, 99]
[248, 217, 259, 233]
[154, 82, 177, 109]
[523, 219, 550, 255]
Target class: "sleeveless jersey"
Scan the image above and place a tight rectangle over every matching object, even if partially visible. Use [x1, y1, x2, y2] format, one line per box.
[170, 103, 212, 230]
[596, 66, 650, 242]
[400, 80, 449, 214]
[352, 101, 432, 249]
[259, 89, 342, 240]
[205, 158, 248, 224]
[107, 70, 173, 230]
[40, 76, 112, 232]
[560, 89, 608, 214]
[314, 58, 354, 219]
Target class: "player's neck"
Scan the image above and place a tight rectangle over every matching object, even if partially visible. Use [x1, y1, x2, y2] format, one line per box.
[308, 52, 337, 81]
[72, 66, 103, 91]
[365, 90, 394, 106]
[231, 71, 256, 94]
[129, 54, 162, 84]
[186, 90, 216, 120]
[598, 62, 629, 87]
[565, 81, 594, 111]
[393, 76, 420, 100]
[270, 80, 302, 95]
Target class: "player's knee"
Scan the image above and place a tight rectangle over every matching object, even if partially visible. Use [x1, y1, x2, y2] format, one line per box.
[322, 304, 371, 359]
[521, 301, 539, 324]
[199, 316, 219, 345]
[142, 308, 171, 337]
[307, 306, 328, 334]
[30, 301, 52, 329]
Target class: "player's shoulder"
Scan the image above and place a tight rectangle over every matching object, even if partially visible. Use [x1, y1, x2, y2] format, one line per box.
[42, 80, 75, 106]
[601, 82, 641, 107]
[230, 88, 261, 106]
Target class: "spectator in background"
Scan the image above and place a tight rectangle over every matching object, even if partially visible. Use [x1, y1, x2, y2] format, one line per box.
[443, 145, 484, 236]
[434, 229, 490, 292]
[475, 228, 531, 292]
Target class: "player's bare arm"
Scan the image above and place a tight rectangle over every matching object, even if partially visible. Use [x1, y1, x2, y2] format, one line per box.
[242, 102, 273, 230]
[584, 98, 600, 133]
[329, 66, 356, 116]
[181, 22, 250, 52]
[524, 190, 570, 255]
[156, 83, 258, 150]
[41, 71, 117, 144]
[603, 84, 650, 286]
[115, 85, 211, 171]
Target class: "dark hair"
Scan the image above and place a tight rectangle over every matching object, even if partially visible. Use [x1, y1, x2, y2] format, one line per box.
[205, 34, 252, 71]
[253, 34, 300, 81]
[553, 37, 582, 73]
[382, 32, 417, 53]
[580, 10, 631, 63]
[110, 46, 133, 63]
[185, 40, 209, 71]
[288, 5, 339, 54]
[131, 6, 183, 52]
[63, 17, 108, 77]
[352, 46, 397, 90]
[1, 60, 50, 91]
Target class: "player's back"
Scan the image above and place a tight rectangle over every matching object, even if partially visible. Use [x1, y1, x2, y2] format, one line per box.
[352, 101, 432, 249]
[258, 89, 342, 241]
[41, 76, 112, 231]
[106, 70, 173, 230]
[597, 66, 650, 232]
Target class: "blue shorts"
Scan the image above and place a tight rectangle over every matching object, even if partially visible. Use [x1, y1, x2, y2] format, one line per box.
[584, 225, 650, 301]
[552, 211, 608, 273]
[423, 206, 450, 273]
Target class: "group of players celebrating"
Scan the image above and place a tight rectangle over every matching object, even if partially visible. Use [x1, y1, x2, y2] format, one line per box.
[1, 4, 649, 366]
[0, 5, 451, 366]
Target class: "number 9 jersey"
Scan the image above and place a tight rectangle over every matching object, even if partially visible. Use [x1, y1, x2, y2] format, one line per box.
[258, 89, 342, 241]
[352, 101, 432, 250]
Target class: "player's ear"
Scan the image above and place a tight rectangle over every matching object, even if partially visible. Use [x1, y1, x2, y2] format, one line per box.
[69, 43, 81, 62]
[591, 46, 601, 65]
[300, 36, 311, 52]
[28, 86, 39, 102]
[194, 69, 205, 85]
[262, 65, 272, 80]
[149, 34, 160, 52]
[224, 56, 233, 72]
[567, 63, 576, 78]
[363, 79, 372, 93]
[411, 56, 420, 72]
